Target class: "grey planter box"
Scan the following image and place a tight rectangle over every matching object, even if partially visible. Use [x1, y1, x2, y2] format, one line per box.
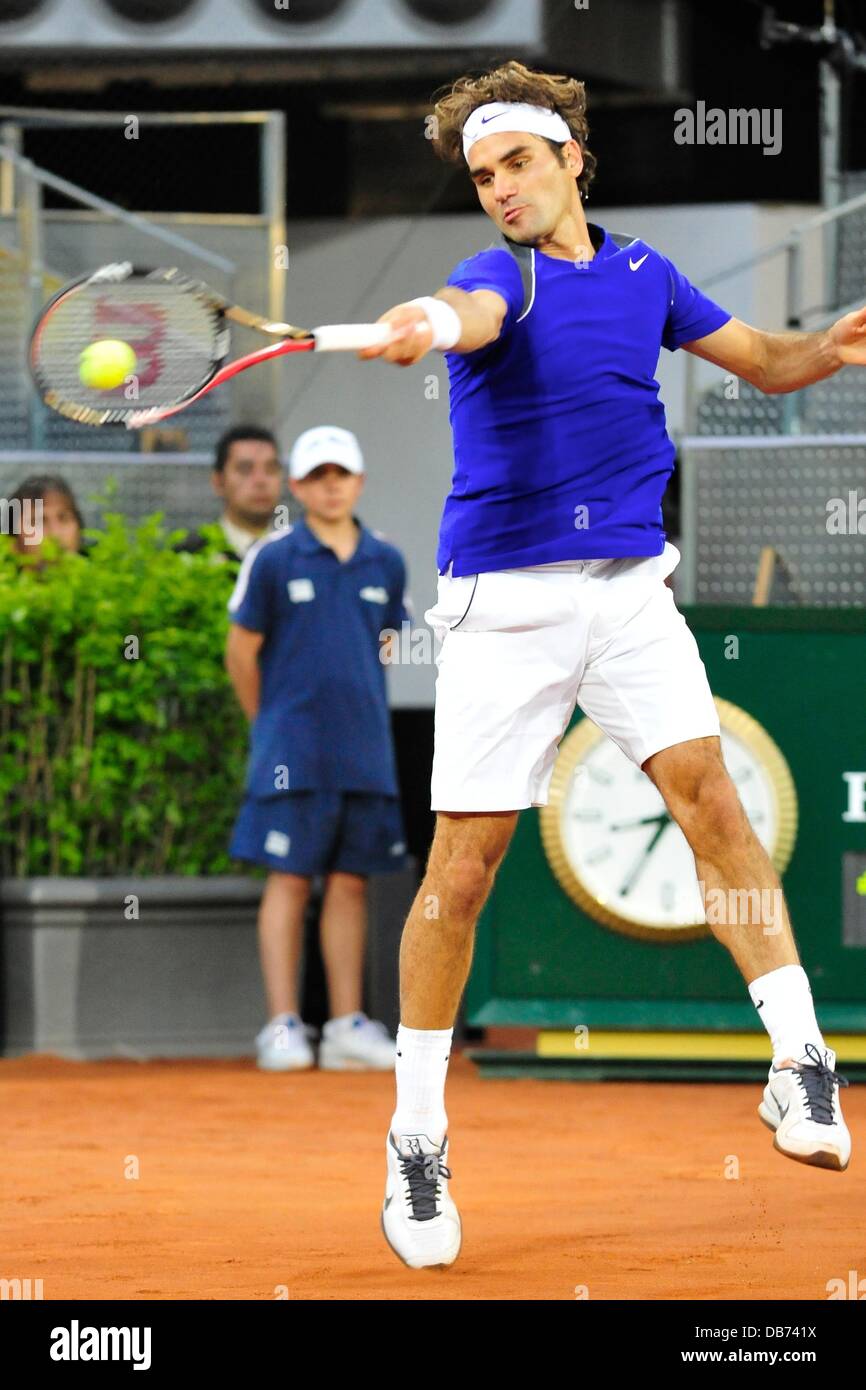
[0, 867, 417, 1060]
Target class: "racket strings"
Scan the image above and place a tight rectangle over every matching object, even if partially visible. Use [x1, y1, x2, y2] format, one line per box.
[32, 278, 225, 424]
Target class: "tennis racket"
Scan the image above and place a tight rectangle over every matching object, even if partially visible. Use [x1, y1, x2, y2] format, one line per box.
[29, 262, 393, 429]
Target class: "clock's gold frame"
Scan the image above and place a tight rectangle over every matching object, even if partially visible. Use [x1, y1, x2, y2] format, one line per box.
[539, 698, 799, 942]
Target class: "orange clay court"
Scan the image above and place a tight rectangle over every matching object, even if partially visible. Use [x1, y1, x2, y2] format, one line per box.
[3, 1045, 863, 1302]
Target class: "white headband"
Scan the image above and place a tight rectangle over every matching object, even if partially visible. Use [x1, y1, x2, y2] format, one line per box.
[462, 101, 572, 160]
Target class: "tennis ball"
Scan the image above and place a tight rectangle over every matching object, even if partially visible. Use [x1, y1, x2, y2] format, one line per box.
[79, 339, 137, 391]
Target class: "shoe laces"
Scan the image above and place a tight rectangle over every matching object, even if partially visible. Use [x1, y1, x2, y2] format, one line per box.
[793, 1042, 849, 1125]
[399, 1150, 452, 1222]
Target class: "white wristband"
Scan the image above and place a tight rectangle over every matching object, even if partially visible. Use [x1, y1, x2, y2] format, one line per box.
[407, 296, 462, 351]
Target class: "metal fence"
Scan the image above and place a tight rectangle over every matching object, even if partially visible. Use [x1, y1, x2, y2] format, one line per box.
[682, 180, 866, 437]
[0, 450, 221, 539]
[679, 435, 866, 606]
[0, 108, 286, 449]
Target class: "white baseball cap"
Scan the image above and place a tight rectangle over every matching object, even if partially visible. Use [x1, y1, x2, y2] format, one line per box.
[289, 425, 364, 481]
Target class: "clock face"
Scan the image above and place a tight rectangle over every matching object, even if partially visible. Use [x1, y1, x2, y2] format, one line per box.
[541, 699, 798, 941]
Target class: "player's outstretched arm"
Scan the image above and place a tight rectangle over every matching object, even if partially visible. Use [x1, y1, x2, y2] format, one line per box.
[682, 309, 866, 395]
[358, 288, 508, 367]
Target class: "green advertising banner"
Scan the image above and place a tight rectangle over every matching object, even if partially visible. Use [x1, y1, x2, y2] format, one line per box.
[466, 607, 866, 1035]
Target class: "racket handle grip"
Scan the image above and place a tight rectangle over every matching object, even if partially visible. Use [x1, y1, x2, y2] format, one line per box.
[313, 323, 393, 352]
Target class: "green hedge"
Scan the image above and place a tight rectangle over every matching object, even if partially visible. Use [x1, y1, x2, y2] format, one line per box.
[0, 506, 250, 877]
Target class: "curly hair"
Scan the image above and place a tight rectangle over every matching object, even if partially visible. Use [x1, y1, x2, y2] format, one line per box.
[431, 60, 597, 200]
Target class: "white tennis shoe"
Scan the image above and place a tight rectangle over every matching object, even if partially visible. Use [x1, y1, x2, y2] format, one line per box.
[255, 1014, 316, 1071]
[381, 1131, 462, 1269]
[318, 1011, 396, 1071]
[758, 1043, 851, 1171]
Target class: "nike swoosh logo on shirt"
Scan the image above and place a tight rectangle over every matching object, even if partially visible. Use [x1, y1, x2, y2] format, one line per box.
[629, 254, 649, 271]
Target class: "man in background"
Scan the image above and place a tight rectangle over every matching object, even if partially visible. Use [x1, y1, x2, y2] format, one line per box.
[176, 425, 284, 563]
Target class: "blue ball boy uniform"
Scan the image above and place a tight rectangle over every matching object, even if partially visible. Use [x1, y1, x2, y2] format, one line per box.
[228, 516, 411, 875]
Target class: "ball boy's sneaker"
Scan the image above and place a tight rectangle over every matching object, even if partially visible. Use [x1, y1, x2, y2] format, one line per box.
[381, 1131, 462, 1269]
[758, 1043, 851, 1171]
[255, 1013, 316, 1071]
[318, 1011, 396, 1071]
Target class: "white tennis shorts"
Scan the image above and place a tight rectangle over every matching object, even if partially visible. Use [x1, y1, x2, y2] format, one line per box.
[424, 542, 720, 812]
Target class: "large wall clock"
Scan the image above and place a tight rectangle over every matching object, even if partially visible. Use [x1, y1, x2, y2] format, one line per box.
[539, 698, 798, 942]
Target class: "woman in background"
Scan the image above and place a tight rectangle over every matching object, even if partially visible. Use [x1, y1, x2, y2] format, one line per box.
[9, 475, 85, 560]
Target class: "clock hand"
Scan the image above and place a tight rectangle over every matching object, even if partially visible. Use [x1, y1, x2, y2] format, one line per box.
[619, 819, 671, 897]
[609, 812, 670, 832]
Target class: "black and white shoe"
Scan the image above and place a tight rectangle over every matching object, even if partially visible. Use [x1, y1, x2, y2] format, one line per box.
[758, 1043, 851, 1171]
[381, 1131, 462, 1269]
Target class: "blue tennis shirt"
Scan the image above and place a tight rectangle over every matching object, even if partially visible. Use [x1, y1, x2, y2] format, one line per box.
[438, 223, 732, 576]
[228, 517, 410, 797]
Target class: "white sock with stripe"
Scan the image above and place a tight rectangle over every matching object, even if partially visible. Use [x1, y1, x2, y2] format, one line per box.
[748, 964, 826, 1066]
[390, 1024, 453, 1149]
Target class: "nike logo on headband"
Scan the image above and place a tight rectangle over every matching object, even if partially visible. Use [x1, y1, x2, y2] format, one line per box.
[481, 112, 507, 124]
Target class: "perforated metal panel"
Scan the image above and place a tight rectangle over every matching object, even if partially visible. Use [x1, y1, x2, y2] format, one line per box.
[802, 369, 866, 435]
[838, 172, 866, 311]
[0, 256, 32, 450]
[695, 170, 866, 440]
[696, 372, 866, 438]
[680, 436, 866, 606]
[696, 379, 787, 436]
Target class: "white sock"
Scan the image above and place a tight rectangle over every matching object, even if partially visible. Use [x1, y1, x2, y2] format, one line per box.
[390, 1024, 453, 1148]
[748, 964, 826, 1065]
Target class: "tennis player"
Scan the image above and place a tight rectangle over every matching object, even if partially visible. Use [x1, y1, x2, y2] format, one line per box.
[359, 60, 866, 1270]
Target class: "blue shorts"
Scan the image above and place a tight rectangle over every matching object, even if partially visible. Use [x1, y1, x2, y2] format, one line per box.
[229, 790, 408, 876]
